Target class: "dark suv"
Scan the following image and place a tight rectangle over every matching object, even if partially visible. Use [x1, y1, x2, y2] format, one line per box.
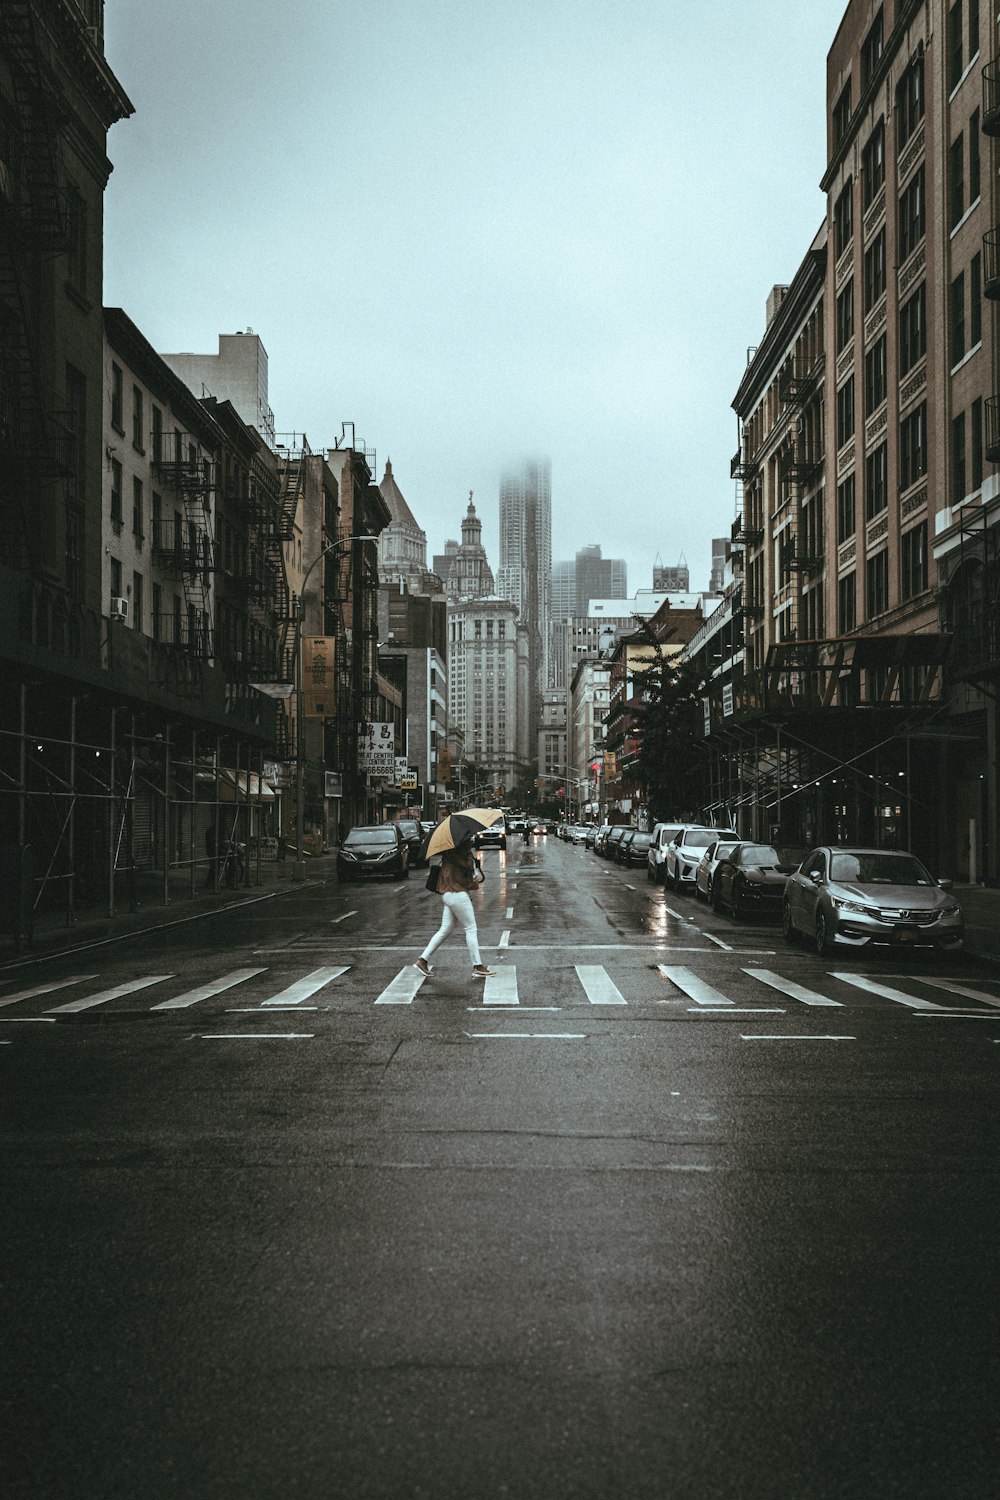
[395, 818, 425, 867]
[337, 825, 409, 881]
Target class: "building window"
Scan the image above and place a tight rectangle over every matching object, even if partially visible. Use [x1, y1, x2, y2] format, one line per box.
[132, 385, 144, 451]
[900, 403, 928, 490]
[834, 82, 852, 149]
[948, 1, 964, 92]
[970, 0, 980, 55]
[865, 336, 887, 415]
[901, 524, 928, 599]
[834, 178, 853, 256]
[132, 476, 144, 541]
[899, 284, 926, 375]
[110, 557, 122, 601]
[151, 405, 162, 463]
[972, 396, 984, 490]
[950, 271, 966, 364]
[866, 550, 889, 618]
[838, 572, 856, 633]
[949, 134, 965, 228]
[896, 49, 924, 149]
[836, 377, 855, 449]
[899, 166, 925, 260]
[111, 362, 124, 432]
[837, 473, 856, 543]
[133, 571, 144, 633]
[969, 110, 980, 203]
[862, 119, 885, 207]
[862, 9, 883, 88]
[970, 252, 982, 347]
[865, 443, 888, 518]
[110, 458, 123, 524]
[836, 281, 854, 352]
[952, 411, 967, 502]
[864, 229, 886, 310]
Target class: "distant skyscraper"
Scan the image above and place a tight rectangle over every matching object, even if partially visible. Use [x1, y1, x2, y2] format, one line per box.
[709, 537, 729, 595]
[575, 545, 627, 615]
[434, 495, 494, 602]
[497, 458, 551, 752]
[653, 554, 689, 591]
[551, 561, 576, 621]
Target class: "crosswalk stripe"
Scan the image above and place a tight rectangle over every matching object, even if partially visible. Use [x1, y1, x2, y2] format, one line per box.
[829, 973, 947, 1011]
[483, 968, 518, 1005]
[575, 965, 627, 1005]
[375, 968, 424, 1005]
[261, 966, 350, 1006]
[0, 975, 98, 1008]
[151, 968, 267, 1010]
[657, 965, 733, 1006]
[46, 975, 174, 1014]
[743, 968, 843, 1007]
[913, 978, 1000, 1009]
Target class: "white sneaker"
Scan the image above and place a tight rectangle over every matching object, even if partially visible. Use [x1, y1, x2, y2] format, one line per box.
[414, 958, 433, 976]
[471, 965, 494, 978]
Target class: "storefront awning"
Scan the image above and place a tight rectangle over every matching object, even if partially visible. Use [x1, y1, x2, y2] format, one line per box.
[217, 769, 276, 802]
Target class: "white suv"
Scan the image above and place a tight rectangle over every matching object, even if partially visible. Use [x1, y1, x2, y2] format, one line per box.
[664, 826, 734, 892]
[647, 823, 688, 883]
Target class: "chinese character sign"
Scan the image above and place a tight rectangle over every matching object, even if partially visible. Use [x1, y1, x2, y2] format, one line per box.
[303, 636, 335, 717]
[357, 721, 396, 775]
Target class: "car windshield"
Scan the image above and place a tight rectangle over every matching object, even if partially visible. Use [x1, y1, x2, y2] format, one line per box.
[829, 852, 933, 885]
[631, 834, 651, 848]
[686, 829, 726, 849]
[345, 827, 395, 846]
[711, 841, 738, 859]
[397, 822, 419, 836]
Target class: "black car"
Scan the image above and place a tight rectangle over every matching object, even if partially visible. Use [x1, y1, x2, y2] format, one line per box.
[604, 826, 629, 860]
[336, 824, 409, 881]
[620, 830, 652, 868]
[395, 818, 425, 866]
[712, 842, 807, 919]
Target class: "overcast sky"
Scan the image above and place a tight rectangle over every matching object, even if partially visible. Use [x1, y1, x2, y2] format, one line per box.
[104, 0, 849, 596]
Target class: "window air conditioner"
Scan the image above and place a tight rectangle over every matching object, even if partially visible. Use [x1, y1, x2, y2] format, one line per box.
[110, 596, 129, 620]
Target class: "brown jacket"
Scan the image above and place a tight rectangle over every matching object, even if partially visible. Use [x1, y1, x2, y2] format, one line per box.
[437, 845, 480, 893]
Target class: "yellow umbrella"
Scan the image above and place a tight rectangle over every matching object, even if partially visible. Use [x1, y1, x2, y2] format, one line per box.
[423, 808, 504, 859]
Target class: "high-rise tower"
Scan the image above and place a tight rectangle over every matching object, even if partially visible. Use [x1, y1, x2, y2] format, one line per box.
[497, 458, 551, 756]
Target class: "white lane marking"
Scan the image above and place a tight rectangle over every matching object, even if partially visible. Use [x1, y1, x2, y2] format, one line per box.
[261, 966, 350, 1006]
[743, 968, 843, 1008]
[228, 1006, 318, 1012]
[658, 965, 733, 1006]
[689, 1007, 785, 1014]
[829, 973, 946, 1011]
[152, 967, 266, 1010]
[0, 975, 98, 1008]
[331, 912, 358, 924]
[664, 907, 683, 918]
[482, 967, 518, 1005]
[705, 933, 733, 950]
[914, 978, 1000, 1009]
[625, 884, 636, 891]
[505, 907, 514, 919]
[912, 1013, 1000, 1019]
[375, 968, 424, 1005]
[46, 975, 174, 1014]
[1, 1017, 56, 1023]
[467, 1033, 586, 1040]
[198, 1033, 314, 1040]
[575, 965, 627, 1005]
[498, 930, 511, 950]
[741, 1034, 856, 1042]
[467, 1006, 559, 1012]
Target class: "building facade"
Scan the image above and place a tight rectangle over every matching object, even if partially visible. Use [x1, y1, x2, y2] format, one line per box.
[497, 458, 552, 748]
[447, 596, 521, 800]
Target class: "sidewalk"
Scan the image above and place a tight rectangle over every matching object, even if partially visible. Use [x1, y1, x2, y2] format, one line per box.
[0, 851, 339, 968]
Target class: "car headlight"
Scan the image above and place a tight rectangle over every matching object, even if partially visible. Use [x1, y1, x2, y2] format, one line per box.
[831, 897, 877, 916]
[940, 903, 961, 917]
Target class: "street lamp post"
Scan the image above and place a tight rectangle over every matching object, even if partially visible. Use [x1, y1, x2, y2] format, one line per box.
[292, 534, 376, 883]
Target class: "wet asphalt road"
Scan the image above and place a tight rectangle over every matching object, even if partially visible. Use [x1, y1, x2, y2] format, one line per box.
[3, 834, 999, 1499]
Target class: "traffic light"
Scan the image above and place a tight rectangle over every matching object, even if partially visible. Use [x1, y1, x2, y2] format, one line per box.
[557, 787, 564, 799]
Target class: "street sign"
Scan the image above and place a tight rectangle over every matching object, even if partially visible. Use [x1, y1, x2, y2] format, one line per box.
[358, 721, 395, 775]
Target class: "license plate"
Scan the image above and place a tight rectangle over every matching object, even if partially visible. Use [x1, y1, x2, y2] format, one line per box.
[894, 926, 918, 943]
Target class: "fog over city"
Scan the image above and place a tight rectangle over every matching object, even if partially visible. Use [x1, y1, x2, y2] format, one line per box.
[104, 0, 848, 593]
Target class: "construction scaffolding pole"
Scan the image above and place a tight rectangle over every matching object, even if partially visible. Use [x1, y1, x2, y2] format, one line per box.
[108, 705, 116, 920]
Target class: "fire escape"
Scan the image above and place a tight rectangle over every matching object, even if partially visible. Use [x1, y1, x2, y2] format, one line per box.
[0, 2, 72, 572]
[150, 436, 215, 656]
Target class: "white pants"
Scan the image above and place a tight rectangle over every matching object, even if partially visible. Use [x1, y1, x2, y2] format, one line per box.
[421, 891, 481, 967]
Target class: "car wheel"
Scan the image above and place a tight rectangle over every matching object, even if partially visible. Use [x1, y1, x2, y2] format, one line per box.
[710, 882, 723, 913]
[782, 902, 800, 946]
[815, 912, 830, 959]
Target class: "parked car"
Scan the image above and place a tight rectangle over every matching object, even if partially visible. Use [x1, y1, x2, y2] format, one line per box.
[694, 838, 741, 902]
[604, 826, 630, 860]
[584, 825, 599, 848]
[614, 829, 636, 864]
[620, 830, 652, 868]
[473, 817, 507, 850]
[664, 826, 735, 892]
[592, 823, 612, 855]
[337, 824, 409, 882]
[395, 818, 425, 867]
[567, 824, 589, 845]
[782, 846, 965, 957]
[712, 842, 808, 919]
[647, 823, 688, 883]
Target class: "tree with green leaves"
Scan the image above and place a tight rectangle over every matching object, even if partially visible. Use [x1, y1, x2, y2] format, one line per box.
[633, 646, 710, 824]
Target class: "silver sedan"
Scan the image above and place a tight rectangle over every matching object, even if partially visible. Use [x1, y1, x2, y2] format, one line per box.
[694, 839, 739, 902]
[783, 846, 964, 957]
